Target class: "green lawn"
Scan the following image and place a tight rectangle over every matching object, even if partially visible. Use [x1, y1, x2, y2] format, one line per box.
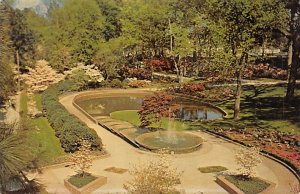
[20, 92, 28, 113]
[20, 92, 64, 165]
[210, 85, 300, 134]
[29, 117, 65, 165]
[33, 93, 43, 111]
[111, 110, 191, 131]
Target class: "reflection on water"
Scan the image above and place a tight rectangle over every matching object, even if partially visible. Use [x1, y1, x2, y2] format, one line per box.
[76, 96, 143, 116]
[177, 105, 223, 120]
[76, 95, 224, 120]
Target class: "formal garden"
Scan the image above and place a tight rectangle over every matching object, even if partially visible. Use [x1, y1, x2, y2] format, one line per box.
[0, 0, 300, 193]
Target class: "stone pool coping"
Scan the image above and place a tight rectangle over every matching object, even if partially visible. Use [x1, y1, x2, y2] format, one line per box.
[135, 131, 203, 153]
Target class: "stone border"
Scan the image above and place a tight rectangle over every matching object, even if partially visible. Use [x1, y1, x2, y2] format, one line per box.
[64, 175, 107, 194]
[135, 131, 203, 153]
[216, 175, 276, 194]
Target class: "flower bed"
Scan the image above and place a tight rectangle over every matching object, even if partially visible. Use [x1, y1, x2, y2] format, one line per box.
[208, 128, 300, 177]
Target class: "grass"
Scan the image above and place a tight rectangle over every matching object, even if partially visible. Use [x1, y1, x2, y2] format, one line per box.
[33, 93, 43, 111]
[29, 117, 65, 165]
[68, 174, 97, 188]
[20, 92, 28, 113]
[206, 85, 300, 134]
[225, 175, 270, 194]
[198, 166, 228, 173]
[20, 92, 64, 165]
[110, 110, 191, 131]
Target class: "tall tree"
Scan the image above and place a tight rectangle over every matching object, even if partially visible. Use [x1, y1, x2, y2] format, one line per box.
[205, 0, 283, 118]
[285, 0, 300, 102]
[11, 9, 36, 68]
[0, 0, 15, 103]
[46, 0, 106, 67]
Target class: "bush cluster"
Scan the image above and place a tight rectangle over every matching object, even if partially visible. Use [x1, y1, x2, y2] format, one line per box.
[243, 63, 287, 79]
[128, 80, 150, 88]
[42, 82, 102, 153]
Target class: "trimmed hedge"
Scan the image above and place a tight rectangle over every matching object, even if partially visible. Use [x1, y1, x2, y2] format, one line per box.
[42, 81, 102, 153]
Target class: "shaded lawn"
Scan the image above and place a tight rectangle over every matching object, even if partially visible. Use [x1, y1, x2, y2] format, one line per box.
[110, 110, 191, 131]
[209, 85, 300, 134]
[20, 92, 28, 113]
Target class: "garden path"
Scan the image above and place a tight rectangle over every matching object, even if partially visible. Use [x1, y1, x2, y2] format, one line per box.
[36, 90, 299, 194]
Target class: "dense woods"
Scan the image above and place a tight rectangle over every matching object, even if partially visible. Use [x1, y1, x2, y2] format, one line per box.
[0, 0, 299, 112]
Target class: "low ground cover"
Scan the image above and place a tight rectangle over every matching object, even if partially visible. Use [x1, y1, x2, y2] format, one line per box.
[68, 173, 97, 188]
[198, 166, 228, 173]
[225, 175, 270, 194]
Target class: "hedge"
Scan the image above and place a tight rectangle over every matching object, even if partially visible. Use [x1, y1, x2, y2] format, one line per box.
[42, 81, 102, 153]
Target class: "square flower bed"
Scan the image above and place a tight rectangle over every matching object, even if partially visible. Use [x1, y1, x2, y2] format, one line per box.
[216, 175, 275, 194]
[64, 173, 107, 194]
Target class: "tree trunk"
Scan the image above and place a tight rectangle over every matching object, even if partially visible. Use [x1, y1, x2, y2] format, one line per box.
[234, 69, 242, 119]
[179, 65, 184, 83]
[16, 50, 20, 92]
[286, 46, 299, 102]
[287, 40, 293, 81]
[234, 53, 246, 119]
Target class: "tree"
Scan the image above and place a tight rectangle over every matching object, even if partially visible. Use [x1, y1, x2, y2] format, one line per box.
[0, 0, 15, 103]
[168, 23, 194, 83]
[96, 0, 122, 41]
[124, 151, 181, 194]
[69, 139, 94, 177]
[205, 0, 283, 118]
[20, 60, 64, 93]
[235, 146, 261, 178]
[120, 0, 170, 58]
[284, 1, 300, 102]
[93, 38, 124, 80]
[138, 92, 179, 128]
[11, 9, 36, 68]
[45, 0, 106, 66]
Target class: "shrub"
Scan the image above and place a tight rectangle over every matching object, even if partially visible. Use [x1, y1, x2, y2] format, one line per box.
[128, 80, 150, 88]
[110, 79, 123, 88]
[42, 81, 102, 152]
[243, 63, 287, 79]
[124, 67, 152, 80]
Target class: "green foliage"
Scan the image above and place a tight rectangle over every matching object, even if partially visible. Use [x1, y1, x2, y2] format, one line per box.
[0, 1, 15, 103]
[42, 81, 102, 152]
[45, 0, 106, 67]
[68, 173, 97, 188]
[11, 9, 36, 67]
[0, 128, 34, 191]
[225, 175, 270, 194]
[138, 92, 179, 128]
[198, 166, 228, 173]
[67, 69, 90, 91]
[93, 38, 124, 80]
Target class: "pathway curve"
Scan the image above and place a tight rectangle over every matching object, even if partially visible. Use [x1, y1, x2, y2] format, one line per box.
[37, 89, 299, 194]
